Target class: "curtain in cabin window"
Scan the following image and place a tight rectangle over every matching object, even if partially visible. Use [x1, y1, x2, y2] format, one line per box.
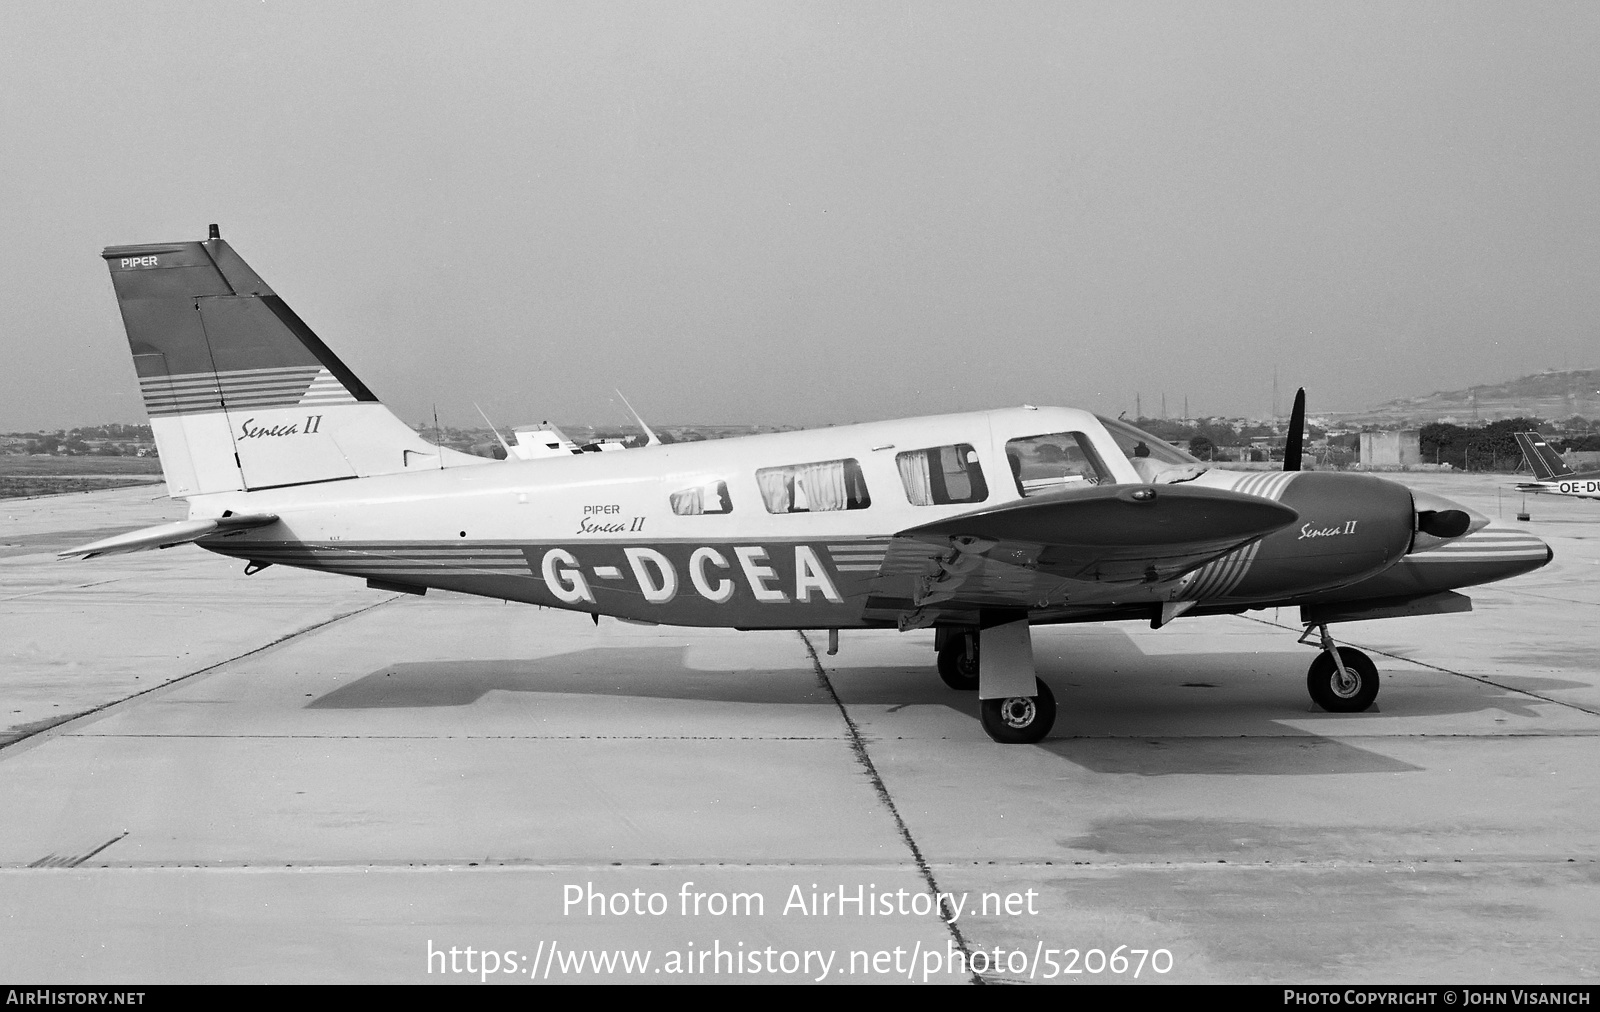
[756, 469, 793, 513]
[796, 460, 848, 511]
[670, 487, 704, 516]
[897, 450, 933, 506]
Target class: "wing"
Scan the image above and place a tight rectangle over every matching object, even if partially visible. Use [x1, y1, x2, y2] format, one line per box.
[861, 483, 1297, 628]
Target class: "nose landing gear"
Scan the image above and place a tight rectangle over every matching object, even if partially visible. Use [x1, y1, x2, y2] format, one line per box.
[1300, 624, 1380, 712]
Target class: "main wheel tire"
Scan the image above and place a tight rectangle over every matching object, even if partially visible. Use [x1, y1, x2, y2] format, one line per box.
[980, 679, 1056, 744]
[936, 637, 980, 691]
[1307, 647, 1380, 713]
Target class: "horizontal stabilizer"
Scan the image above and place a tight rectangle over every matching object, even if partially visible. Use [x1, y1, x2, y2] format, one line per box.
[59, 514, 279, 559]
[898, 483, 1298, 584]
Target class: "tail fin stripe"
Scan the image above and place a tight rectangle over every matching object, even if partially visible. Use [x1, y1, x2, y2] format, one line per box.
[137, 365, 361, 415]
[147, 378, 315, 396]
[143, 396, 224, 416]
[142, 365, 322, 384]
[142, 378, 308, 395]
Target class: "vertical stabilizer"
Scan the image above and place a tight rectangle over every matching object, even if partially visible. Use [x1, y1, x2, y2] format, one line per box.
[104, 231, 489, 497]
[1514, 432, 1573, 481]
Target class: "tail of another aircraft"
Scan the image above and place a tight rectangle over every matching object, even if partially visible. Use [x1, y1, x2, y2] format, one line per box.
[1514, 432, 1573, 482]
[103, 227, 489, 497]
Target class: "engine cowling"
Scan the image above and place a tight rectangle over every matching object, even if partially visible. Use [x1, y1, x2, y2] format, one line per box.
[1220, 472, 1416, 601]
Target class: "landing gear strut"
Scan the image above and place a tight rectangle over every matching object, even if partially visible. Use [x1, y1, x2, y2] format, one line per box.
[1300, 623, 1380, 712]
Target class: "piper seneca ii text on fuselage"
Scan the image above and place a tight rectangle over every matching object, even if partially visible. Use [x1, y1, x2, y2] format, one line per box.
[65, 227, 1553, 744]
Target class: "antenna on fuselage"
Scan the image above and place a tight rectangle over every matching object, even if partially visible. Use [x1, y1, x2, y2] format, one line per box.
[433, 404, 445, 470]
[615, 389, 661, 447]
[474, 403, 515, 459]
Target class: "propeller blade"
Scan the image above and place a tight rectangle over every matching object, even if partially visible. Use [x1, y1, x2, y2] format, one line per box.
[1284, 387, 1306, 472]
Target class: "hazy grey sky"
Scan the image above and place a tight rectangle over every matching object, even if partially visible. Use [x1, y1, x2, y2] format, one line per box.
[2, 1, 1596, 431]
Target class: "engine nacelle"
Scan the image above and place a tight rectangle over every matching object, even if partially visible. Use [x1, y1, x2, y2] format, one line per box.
[1221, 472, 1415, 601]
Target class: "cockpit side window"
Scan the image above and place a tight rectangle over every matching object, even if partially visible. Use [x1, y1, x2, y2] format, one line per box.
[896, 444, 988, 506]
[1004, 432, 1112, 496]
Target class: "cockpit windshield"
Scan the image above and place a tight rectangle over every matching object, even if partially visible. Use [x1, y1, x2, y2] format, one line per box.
[1095, 417, 1200, 465]
[1094, 416, 1207, 483]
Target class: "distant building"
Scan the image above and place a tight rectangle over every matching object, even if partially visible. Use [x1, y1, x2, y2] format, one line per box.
[1360, 430, 1422, 466]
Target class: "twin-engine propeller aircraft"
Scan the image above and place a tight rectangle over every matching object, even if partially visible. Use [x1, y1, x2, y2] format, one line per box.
[1514, 431, 1600, 500]
[66, 228, 1553, 743]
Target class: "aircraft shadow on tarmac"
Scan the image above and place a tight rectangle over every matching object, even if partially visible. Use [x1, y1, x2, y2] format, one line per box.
[303, 627, 1584, 777]
[308, 646, 830, 709]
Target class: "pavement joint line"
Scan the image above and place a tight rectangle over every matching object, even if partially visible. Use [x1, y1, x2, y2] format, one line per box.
[1238, 615, 1600, 719]
[0, 860, 1042, 872]
[0, 484, 164, 504]
[0, 594, 406, 761]
[798, 630, 981, 984]
[1497, 588, 1600, 608]
[0, 556, 218, 603]
[57, 730, 1600, 740]
[1045, 731, 1600, 740]
[65, 734, 853, 741]
[0, 576, 127, 602]
[1, 857, 1591, 873]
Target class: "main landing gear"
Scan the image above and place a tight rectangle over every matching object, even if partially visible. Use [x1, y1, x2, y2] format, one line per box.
[1300, 624, 1380, 712]
[980, 681, 1057, 745]
[935, 632, 980, 691]
[935, 625, 1056, 744]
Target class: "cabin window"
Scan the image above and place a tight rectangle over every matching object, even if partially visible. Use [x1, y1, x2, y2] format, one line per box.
[1004, 432, 1111, 496]
[670, 480, 732, 515]
[896, 444, 988, 506]
[755, 458, 871, 513]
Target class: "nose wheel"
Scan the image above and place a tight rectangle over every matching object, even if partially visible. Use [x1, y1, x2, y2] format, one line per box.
[1301, 624, 1380, 712]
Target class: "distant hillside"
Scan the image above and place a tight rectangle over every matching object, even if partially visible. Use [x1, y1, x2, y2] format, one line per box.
[1337, 369, 1600, 426]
